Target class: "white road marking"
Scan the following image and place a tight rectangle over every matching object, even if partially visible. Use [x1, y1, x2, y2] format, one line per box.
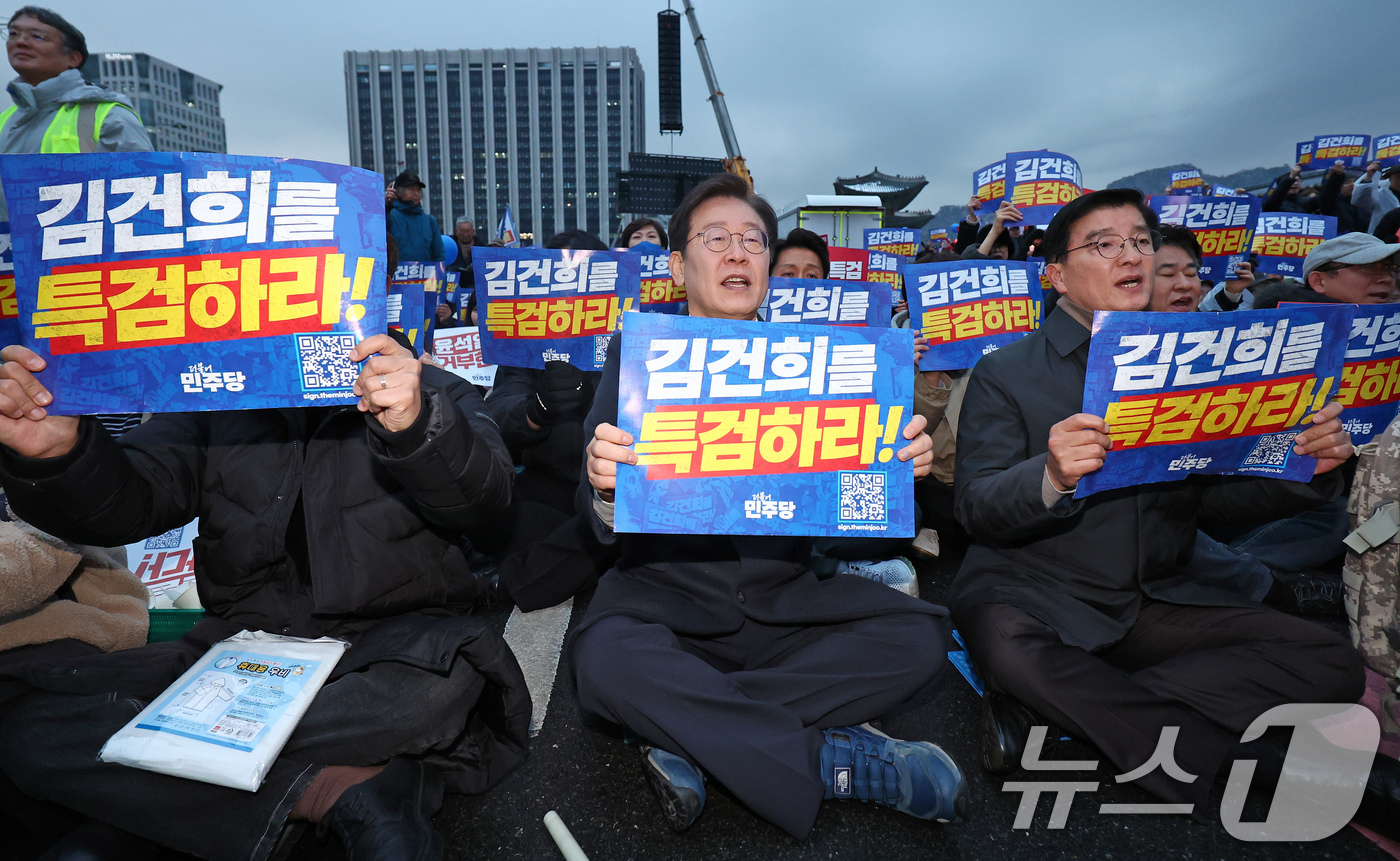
[502, 597, 573, 737]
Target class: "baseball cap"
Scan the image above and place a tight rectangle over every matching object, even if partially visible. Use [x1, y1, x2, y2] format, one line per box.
[1302, 232, 1400, 279]
[392, 171, 426, 190]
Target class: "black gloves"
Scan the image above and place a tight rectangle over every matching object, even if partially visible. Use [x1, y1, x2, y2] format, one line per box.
[526, 360, 587, 426]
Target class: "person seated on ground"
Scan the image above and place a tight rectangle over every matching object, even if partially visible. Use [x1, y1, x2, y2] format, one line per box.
[1194, 233, 1400, 615]
[897, 250, 975, 558]
[0, 518, 146, 659]
[1353, 161, 1400, 234]
[474, 232, 618, 611]
[1141, 226, 1350, 611]
[573, 172, 967, 838]
[954, 196, 985, 254]
[618, 217, 668, 249]
[543, 228, 608, 252]
[435, 298, 464, 332]
[1146, 225, 1203, 313]
[769, 227, 829, 279]
[961, 201, 1020, 260]
[768, 227, 922, 589]
[1263, 163, 1321, 214]
[0, 331, 528, 860]
[1198, 259, 1265, 311]
[952, 188, 1367, 817]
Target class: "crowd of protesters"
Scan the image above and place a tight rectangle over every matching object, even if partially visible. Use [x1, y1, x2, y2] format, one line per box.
[0, 7, 1397, 861]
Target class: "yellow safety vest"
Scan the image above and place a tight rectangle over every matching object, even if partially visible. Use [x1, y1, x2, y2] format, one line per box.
[0, 101, 127, 153]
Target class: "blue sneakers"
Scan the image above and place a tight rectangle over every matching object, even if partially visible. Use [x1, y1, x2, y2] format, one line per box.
[640, 745, 706, 832]
[820, 724, 968, 823]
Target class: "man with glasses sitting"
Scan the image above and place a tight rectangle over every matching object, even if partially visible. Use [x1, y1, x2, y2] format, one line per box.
[950, 189, 1363, 810]
[574, 173, 968, 839]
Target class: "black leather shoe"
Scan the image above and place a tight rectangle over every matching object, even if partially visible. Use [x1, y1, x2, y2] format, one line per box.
[981, 692, 1049, 775]
[323, 758, 445, 861]
[1264, 570, 1345, 616]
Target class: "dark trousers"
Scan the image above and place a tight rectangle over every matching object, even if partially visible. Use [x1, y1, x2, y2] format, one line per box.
[956, 600, 1365, 806]
[571, 611, 945, 838]
[0, 647, 488, 861]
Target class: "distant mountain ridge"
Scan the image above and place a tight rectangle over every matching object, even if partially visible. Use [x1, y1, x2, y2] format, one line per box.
[919, 163, 1292, 233]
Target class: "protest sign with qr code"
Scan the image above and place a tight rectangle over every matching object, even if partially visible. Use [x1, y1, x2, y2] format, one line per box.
[474, 246, 640, 372]
[613, 313, 915, 536]
[1375, 134, 1400, 170]
[761, 276, 891, 328]
[1312, 134, 1371, 170]
[1250, 213, 1337, 277]
[1149, 195, 1261, 281]
[1075, 305, 1352, 497]
[0, 153, 387, 414]
[627, 241, 685, 315]
[1003, 151, 1083, 224]
[904, 259, 1042, 370]
[1278, 301, 1400, 445]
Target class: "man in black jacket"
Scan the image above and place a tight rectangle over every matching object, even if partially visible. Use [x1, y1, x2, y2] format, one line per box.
[952, 189, 1363, 811]
[478, 360, 615, 610]
[573, 173, 967, 839]
[0, 334, 529, 861]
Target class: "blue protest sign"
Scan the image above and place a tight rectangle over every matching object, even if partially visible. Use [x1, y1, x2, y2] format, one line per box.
[864, 227, 919, 258]
[761, 276, 891, 327]
[1251, 213, 1337, 278]
[905, 259, 1041, 370]
[1077, 305, 1351, 497]
[389, 261, 443, 353]
[1149, 195, 1261, 281]
[1312, 134, 1371, 170]
[1168, 168, 1207, 194]
[973, 159, 1006, 219]
[0, 220, 15, 348]
[1212, 185, 1246, 197]
[613, 312, 916, 536]
[1375, 134, 1400, 170]
[474, 246, 640, 371]
[1296, 141, 1314, 169]
[0, 152, 386, 414]
[867, 250, 904, 310]
[1004, 151, 1083, 224]
[628, 241, 684, 314]
[1335, 303, 1400, 444]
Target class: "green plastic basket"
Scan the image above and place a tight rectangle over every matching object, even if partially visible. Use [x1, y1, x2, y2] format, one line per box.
[147, 608, 205, 643]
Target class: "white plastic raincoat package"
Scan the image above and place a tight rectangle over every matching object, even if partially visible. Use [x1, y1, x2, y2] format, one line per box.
[99, 629, 350, 791]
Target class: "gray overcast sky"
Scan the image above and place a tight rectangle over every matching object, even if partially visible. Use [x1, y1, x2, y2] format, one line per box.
[60, 0, 1399, 217]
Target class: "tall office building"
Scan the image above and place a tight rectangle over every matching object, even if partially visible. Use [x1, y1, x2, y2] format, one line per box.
[344, 47, 645, 243]
[82, 53, 226, 153]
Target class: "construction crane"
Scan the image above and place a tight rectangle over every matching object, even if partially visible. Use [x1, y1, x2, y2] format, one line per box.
[681, 0, 752, 188]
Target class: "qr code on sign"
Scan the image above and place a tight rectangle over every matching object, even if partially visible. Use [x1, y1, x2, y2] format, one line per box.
[594, 333, 613, 366]
[144, 526, 184, 550]
[839, 472, 886, 523]
[1242, 431, 1296, 468]
[297, 334, 358, 390]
